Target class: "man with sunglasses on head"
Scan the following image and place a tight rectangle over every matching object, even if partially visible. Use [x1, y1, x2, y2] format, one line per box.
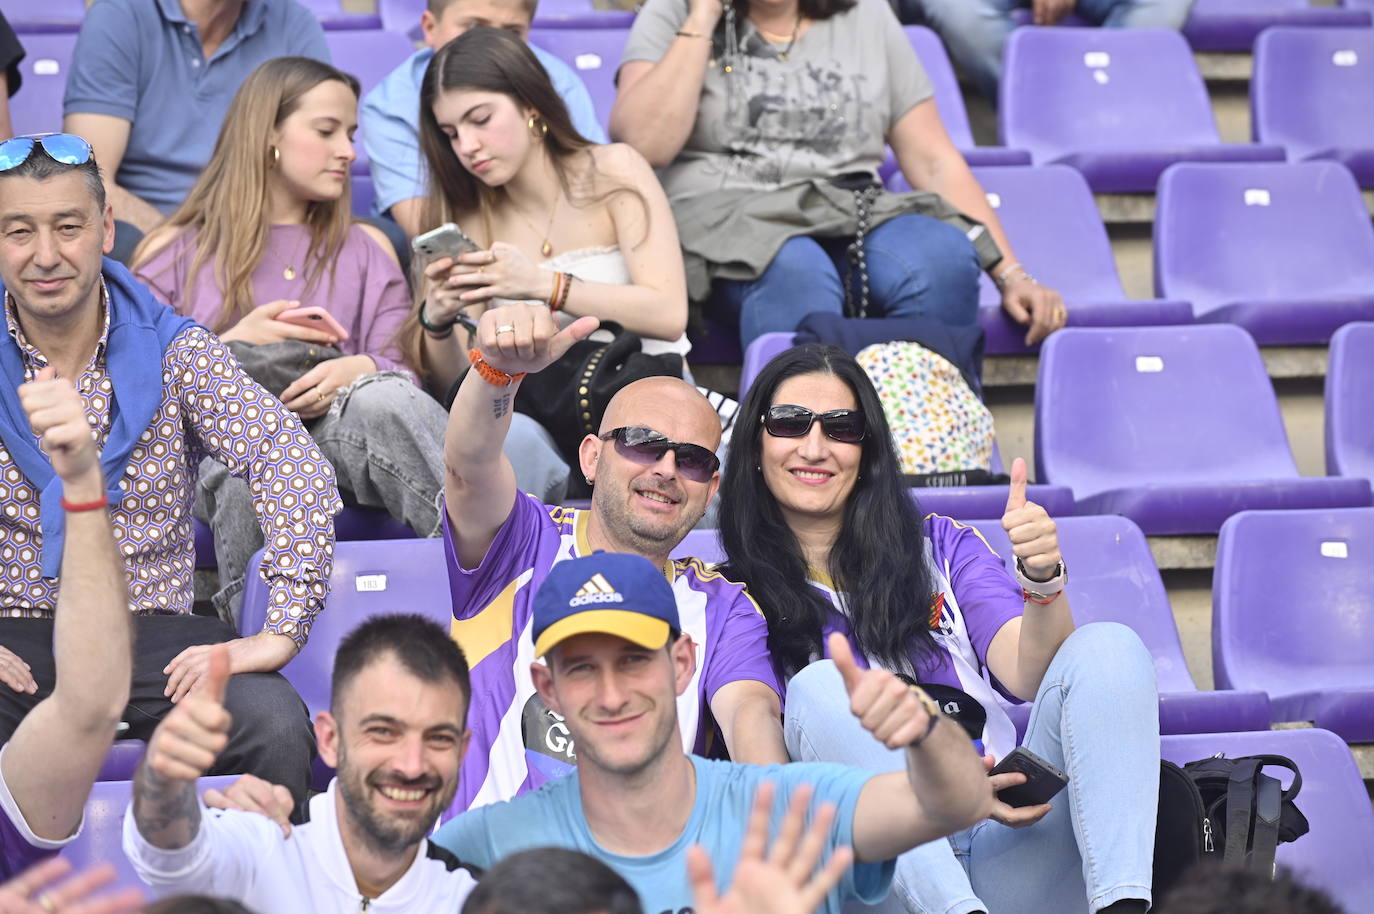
[0, 134, 335, 810]
[441, 302, 788, 814]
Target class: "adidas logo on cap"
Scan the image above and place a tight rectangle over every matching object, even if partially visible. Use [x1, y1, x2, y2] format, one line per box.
[570, 573, 626, 607]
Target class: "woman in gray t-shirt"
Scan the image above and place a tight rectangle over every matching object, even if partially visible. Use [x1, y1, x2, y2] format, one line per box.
[613, 0, 1066, 349]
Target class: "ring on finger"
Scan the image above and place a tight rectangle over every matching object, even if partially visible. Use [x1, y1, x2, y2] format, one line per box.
[317, 389, 328, 403]
[36, 893, 56, 913]
[495, 324, 517, 335]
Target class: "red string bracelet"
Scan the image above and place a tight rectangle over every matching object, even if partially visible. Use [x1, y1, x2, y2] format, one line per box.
[61, 494, 109, 513]
[1022, 589, 1063, 605]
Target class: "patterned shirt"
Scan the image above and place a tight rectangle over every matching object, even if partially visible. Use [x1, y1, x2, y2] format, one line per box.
[0, 290, 340, 647]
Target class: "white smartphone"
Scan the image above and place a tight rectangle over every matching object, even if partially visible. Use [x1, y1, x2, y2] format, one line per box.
[412, 222, 481, 264]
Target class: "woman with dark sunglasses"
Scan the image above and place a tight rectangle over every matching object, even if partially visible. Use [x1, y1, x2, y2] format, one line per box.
[716, 343, 1158, 914]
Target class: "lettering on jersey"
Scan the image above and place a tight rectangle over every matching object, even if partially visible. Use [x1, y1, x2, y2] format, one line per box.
[570, 573, 626, 607]
[521, 693, 578, 764]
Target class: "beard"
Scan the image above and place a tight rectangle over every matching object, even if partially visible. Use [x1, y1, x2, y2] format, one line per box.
[592, 481, 704, 557]
[335, 744, 457, 856]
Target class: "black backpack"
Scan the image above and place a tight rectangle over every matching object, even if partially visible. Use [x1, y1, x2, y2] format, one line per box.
[1154, 754, 1311, 898]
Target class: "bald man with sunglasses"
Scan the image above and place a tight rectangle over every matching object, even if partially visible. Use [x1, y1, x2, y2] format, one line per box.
[441, 303, 787, 814]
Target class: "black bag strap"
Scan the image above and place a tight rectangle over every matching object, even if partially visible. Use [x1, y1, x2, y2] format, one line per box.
[1223, 758, 1261, 863]
[1246, 753, 1303, 801]
[1251, 774, 1283, 871]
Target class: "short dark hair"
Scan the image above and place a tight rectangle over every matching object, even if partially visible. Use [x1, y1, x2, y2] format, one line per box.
[0, 141, 106, 213]
[143, 897, 258, 914]
[331, 614, 471, 721]
[461, 848, 643, 914]
[427, 0, 539, 22]
[1158, 864, 1344, 914]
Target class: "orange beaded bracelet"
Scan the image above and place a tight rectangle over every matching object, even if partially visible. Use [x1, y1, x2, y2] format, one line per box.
[468, 349, 526, 387]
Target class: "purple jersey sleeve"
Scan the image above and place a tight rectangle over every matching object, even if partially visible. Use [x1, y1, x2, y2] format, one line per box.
[443, 491, 556, 620]
[0, 750, 72, 880]
[928, 516, 1024, 664]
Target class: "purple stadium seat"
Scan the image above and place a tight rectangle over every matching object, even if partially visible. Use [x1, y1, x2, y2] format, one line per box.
[1326, 322, 1374, 481]
[899, 26, 1031, 169]
[1342, 0, 1374, 9]
[528, 27, 628, 134]
[6, 0, 85, 33]
[686, 312, 745, 365]
[297, 0, 382, 30]
[671, 528, 727, 565]
[1155, 161, 1374, 345]
[1035, 326, 1372, 534]
[8, 33, 77, 136]
[377, 0, 425, 40]
[530, 0, 635, 30]
[1183, 0, 1371, 53]
[325, 30, 417, 173]
[97, 741, 147, 782]
[1214, 508, 1374, 742]
[999, 28, 1284, 193]
[966, 515, 1270, 734]
[962, 165, 1193, 354]
[60, 775, 239, 894]
[194, 506, 417, 569]
[1253, 27, 1374, 189]
[1161, 728, 1374, 912]
[351, 171, 377, 218]
[740, 333, 1077, 521]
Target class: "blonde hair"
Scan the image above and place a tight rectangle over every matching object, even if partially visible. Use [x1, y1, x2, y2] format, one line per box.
[132, 57, 361, 333]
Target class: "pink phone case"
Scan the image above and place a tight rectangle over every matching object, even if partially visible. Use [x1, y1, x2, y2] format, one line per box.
[278, 306, 349, 342]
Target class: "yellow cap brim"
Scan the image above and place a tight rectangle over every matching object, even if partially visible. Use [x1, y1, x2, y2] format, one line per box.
[533, 610, 671, 658]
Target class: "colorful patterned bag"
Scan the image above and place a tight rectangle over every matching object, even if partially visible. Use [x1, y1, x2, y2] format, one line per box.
[856, 340, 996, 484]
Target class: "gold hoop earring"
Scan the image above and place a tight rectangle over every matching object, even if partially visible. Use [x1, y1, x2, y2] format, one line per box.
[527, 116, 548, 139]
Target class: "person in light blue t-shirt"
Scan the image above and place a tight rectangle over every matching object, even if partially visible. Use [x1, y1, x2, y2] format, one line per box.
[433, 550, 995, 914]
[360, 0, 606, 237]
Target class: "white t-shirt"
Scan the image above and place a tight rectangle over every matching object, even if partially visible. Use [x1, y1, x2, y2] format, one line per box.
[122, 780, 479, 913]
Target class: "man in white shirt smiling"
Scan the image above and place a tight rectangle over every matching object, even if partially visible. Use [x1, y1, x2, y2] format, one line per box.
[123, 615, 479, 912]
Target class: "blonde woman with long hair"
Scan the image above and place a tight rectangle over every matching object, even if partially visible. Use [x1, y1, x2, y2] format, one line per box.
[132, 56, 567, 623]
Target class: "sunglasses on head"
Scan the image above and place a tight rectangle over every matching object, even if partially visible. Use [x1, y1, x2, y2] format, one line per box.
[599, 426, 721, 483]
[0, 134, 95, 173]
[762, 404, 866, 443]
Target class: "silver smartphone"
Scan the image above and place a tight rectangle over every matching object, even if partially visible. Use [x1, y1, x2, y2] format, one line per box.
[412, 222, 481, 264]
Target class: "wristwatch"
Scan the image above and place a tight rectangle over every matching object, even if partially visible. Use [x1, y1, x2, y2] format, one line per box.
[1015, 557, 1067, 600]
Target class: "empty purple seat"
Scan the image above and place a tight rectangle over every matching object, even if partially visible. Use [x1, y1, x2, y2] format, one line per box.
[1183, 0, 1371, 53]
[1326, 322, 1374, 481]
[1035, 326, 1372, 534]
[60, 775, 239, 894]
[1214, 508, 1374, 741]
[967, 515, 1270, 734]
[96, 741, 147, 782]
[1155, 161, 1374, 344]
[1160, 728, 1374, 911]
[530, 0, 635, 30]
[741, 333, 1076, 520]
[671, 528, 727, 565]
[9, 33, 76, 136]
[351, 171, 377, 218]
[377, 0, 425, 40]
[1342, 0, 1374, 9]
[1253, 27, 1374, 189]
[297, 0, 381, 30]
[962, 165, 1193, 354]
[1000, 28, 1284, 193]
[325, 30, 417, 173]
[529, 27, 628, 134]
[900, 26, 1030, 169]
[7, 0, 85, 33]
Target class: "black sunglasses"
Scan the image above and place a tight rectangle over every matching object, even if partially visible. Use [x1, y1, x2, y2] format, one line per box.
[762, 405, 866, 443]
[599, 426, 721, 483]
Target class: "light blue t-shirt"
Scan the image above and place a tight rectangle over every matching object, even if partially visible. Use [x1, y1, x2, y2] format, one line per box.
[63, 0, 329, 213]
[360, 46, 607, 217]
[433, 756, 894, 914]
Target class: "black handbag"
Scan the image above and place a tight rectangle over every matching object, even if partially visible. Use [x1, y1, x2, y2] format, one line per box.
[447, 323, 682, 495]
[1154, 754, 1310, 899]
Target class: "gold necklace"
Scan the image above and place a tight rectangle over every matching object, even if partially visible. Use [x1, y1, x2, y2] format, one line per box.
[512, 192, 560, 258]
[752, 14, 802, 59]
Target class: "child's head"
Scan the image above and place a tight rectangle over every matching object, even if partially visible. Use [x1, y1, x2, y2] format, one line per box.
[422, 0, 540, 49]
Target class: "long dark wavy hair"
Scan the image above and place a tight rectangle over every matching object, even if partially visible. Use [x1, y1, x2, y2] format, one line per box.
[718, 344, 939, 680]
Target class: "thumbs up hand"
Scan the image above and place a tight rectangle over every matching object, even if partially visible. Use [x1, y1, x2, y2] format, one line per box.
[1001, 458, 1061, 582]
[829, 633, 937, 750]
[146, 644, 233, 783]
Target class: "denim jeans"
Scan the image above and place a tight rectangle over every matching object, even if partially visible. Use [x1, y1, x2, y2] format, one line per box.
[711, 212, 982, 349]
[197, 373, 570, 625]
[785, 623, 1160, 914]
[916, 0, 1197, 99]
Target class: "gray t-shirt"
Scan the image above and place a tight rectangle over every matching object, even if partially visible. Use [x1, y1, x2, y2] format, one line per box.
[622, 0, 933, 200]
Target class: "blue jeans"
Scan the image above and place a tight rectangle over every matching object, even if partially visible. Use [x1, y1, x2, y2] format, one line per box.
[711, 213, 982, 349]
[785, 623, 1160, 914]
[916, 0, 1197, 99]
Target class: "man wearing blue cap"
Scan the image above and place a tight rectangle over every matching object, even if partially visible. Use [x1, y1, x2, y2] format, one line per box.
[432, 552, 993, 914]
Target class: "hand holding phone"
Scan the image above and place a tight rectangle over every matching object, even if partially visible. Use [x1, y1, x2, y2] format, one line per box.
[988, 747, 1068, 809]
[412, 222, 481, 265]
[277, 306, 349, 343]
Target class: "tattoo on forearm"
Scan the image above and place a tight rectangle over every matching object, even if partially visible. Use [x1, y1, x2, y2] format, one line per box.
[134, 764, 203, 849]
[492, 392, 511, 420]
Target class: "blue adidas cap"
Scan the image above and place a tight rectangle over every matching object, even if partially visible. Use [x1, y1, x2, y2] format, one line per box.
[532, 553, 680, 659]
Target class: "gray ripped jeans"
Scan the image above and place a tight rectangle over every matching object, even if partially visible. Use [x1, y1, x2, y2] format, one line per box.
[197, 372, 570, 626]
